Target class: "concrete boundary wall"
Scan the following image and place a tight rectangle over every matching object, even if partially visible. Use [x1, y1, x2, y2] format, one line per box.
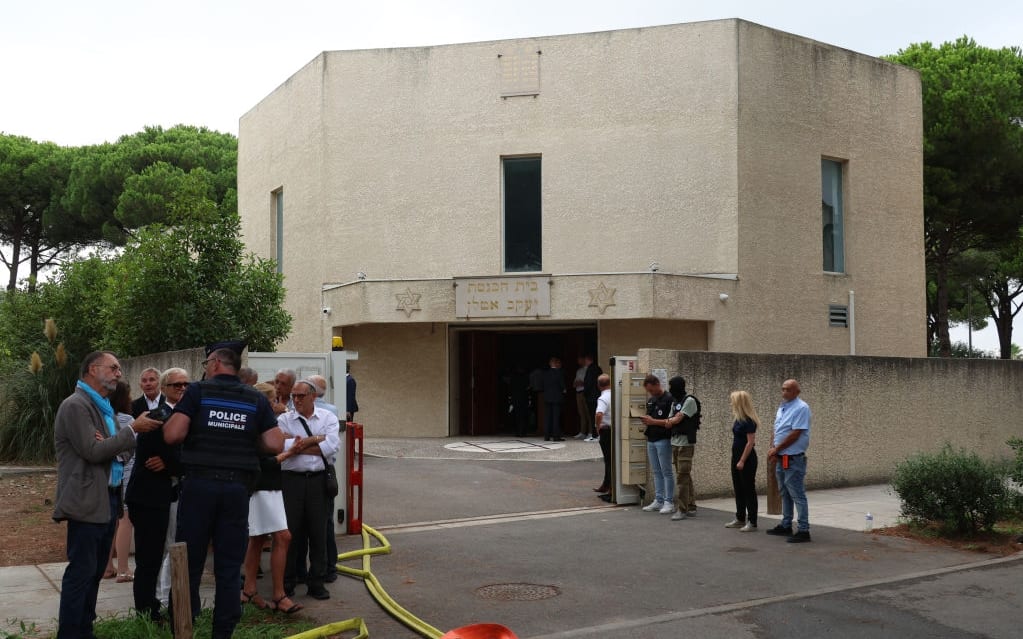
[637, 349, 1023, 497]
[121, 347, 208, 392]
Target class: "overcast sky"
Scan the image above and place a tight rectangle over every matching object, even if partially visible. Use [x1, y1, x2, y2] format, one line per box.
[2, 0, 1019, 351]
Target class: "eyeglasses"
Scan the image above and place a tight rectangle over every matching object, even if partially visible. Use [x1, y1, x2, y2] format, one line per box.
[201, 358, 220, 368]
[166, 382, 189, 389]
[290, 393, 309, 400]
[92, 363, 121, 373]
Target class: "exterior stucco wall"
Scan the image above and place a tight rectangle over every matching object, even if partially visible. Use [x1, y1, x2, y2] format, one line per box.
[727, 23, 925, 357]
[637, 349, 1023, 497]
[599, 319, 708, 368]
[342, 323, 448, 437]
[122, 348, 206, 393]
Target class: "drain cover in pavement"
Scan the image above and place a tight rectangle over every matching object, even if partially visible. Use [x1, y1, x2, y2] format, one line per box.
[475, 583, 561, 601]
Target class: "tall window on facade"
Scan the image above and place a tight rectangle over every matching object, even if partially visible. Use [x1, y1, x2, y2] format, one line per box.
[272, 188, 284, 274]
[821, 159, 845, 273]
[503, 157, 542, 272]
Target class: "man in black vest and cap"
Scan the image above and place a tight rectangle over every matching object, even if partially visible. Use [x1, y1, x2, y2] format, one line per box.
[164, 341, 284, 639]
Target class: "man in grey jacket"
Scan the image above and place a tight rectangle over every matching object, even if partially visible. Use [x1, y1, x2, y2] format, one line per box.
[53, 351, 156, 639]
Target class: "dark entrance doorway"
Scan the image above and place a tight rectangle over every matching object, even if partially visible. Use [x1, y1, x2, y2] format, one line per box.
[456, 326, 598, 437]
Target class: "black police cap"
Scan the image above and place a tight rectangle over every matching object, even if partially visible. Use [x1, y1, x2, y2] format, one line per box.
[204, 340, 247, 358]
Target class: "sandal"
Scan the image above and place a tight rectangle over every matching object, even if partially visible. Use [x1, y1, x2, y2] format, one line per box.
[241, 590, 269, 609]
[271, 595, 303, 614]
[115, 573, 134, 583]
[103, 569, 117, 579]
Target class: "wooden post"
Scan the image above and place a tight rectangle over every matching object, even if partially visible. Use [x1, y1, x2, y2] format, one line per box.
[767, 457, 781, 515]
[169, 542, 193, 639]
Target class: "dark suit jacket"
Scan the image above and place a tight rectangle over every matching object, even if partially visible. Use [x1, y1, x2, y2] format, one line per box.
[583, 364, 603, 403]
[541, 367, 566, 404]
[125, 399, 181, 507]
[131, 393, 163, 419]
[346, 374, 359, 414]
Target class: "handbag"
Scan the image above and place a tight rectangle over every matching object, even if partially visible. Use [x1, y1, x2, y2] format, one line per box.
[297, 416, 340, 498]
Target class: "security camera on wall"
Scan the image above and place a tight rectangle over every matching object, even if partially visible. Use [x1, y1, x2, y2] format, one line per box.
[322, 307, 332, 316]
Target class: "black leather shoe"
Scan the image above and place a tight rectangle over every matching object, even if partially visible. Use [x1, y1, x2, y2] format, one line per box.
[765, 524, 793, 536]
[307, 586, 330, 600]
[553, 437, 565, 442]
[787, 530, 812, 543]
[324, 571, 338, 583]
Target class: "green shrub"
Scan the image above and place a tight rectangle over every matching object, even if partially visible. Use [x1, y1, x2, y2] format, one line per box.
[0, 319, 76, 463]
[892, 444, 1011, 535]
[1008, 438, 1023, 485]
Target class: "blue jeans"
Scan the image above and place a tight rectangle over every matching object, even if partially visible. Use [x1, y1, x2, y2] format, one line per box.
[775, 454, 809, 532]
[646, 439, 674, 504]
[174, 477, 250, 639]
[57, 491, 118, 639]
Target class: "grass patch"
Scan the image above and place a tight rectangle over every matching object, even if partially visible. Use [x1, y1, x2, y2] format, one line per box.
[2, 605, 319, 639]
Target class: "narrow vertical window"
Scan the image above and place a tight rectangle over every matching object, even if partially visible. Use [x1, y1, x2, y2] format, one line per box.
[272, 188, 284, 274]
[503, 157, 541, 272]
[821, 159, 845, 273]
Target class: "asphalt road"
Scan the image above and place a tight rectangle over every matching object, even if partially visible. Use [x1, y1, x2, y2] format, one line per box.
[296, 456, 1022, 639]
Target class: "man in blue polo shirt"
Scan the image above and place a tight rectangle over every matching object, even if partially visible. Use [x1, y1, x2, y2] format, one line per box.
[766, 379, 811, 543]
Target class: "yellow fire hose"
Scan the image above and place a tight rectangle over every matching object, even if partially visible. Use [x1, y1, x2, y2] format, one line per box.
[285, 524, 443, 639]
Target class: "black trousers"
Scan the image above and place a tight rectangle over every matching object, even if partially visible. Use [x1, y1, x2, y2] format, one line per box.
[730, 448, 759, 525]
[128, 502, 171, 621]
[281, 471, 328, 591]
[598, 427, 612, 488]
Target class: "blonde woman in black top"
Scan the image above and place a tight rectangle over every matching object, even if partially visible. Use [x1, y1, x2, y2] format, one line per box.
[724, 390, 760, 532]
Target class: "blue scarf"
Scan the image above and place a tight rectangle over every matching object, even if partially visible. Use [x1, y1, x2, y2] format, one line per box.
[77, 380, 123, 488]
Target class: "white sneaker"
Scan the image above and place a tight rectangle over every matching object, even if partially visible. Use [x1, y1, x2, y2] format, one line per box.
[724, 519, 744, 528]
[573, 433, 586, 439]
[671, 510, 686, 521]
[642, 500, 664, 512]
[740, 522, 757, 532]
[583, 436, 595, 442]
[659, 502, 676, 514]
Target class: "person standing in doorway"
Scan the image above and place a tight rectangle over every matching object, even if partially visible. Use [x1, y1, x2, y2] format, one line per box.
[572, 356, 591, 439]
[766, 379, 811, 543]
[541, 357, 566, 442]
[583, 354, 602, 441]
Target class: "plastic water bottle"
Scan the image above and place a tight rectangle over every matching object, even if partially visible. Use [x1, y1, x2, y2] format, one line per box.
[865, 512, 873, 532]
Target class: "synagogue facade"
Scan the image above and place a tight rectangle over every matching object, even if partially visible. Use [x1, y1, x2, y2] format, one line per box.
[238, 19, 924, 436]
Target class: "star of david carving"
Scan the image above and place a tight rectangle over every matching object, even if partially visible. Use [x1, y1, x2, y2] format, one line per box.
[588, 282, 617, 314]
[395, 288, 422, 318]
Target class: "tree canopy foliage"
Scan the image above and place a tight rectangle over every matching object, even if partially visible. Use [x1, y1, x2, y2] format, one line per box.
[886, 38, 1023, 358]
[0, 135, 87, 290]
[57, 125, 238, 246]
[0, 124, 289, 362]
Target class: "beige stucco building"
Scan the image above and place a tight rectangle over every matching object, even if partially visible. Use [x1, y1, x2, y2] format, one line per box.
[238, 19, 925, 437]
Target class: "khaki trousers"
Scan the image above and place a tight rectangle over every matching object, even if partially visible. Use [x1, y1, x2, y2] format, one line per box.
[673, 445, 696, 512]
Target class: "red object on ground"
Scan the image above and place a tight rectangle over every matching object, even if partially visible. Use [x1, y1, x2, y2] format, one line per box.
[440, 623, 518, 639]
[346, 422, 363, 535]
